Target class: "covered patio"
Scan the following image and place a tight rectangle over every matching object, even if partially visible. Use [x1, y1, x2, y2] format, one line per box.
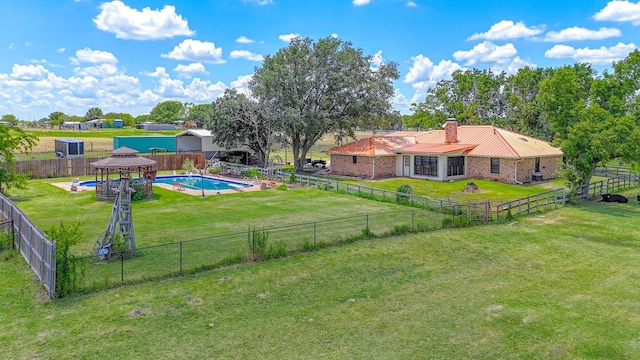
[90, 146, 157, 200]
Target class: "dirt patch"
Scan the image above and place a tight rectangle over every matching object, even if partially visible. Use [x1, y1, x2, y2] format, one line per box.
[530, 215, 565, 225]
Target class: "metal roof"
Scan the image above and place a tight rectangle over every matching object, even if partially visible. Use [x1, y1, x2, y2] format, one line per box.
[175, 129, 212, 137]
[323, 136, 416, 156]
[90, 146, 157, 168]
[325, 125, 562, 158]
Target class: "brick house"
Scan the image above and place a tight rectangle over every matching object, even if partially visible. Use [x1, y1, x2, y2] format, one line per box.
[324, 119, 563, 184]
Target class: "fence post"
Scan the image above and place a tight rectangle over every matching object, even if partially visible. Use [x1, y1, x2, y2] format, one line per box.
[120, 251, 124, 283]
[366, 214, 369, 230]
[313, 222, 317, 247]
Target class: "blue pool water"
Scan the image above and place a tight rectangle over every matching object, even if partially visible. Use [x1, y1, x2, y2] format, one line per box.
[79, 175, 251, 191]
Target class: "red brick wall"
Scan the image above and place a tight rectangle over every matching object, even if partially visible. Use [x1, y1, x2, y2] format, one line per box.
[329, 155, 397, 179]
[467, 156, 562, 183]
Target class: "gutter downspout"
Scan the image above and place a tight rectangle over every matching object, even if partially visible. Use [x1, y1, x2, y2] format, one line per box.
[514, 158, 524, 185]
[372, 156, 379, 179]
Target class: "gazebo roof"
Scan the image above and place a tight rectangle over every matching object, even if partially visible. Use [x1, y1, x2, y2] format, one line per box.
[90, 146, 157, 168]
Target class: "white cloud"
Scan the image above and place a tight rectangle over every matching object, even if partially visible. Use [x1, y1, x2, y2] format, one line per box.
[279, 33, 300, 43]
[28, 59, 48, 64]
[142, 67, 169, 78]
[9, 43, 15, 50]
[404, 55, 462, 102]
[236, 36, 254, 44]
[74, 63, 120, 77]
[57, 48, 66, 53]
[453, 41, 518, 65]
[174, 63, 208, 78]
[353, 0, 371, 5]
[70, 48, 118, 65]
[230, 50, 264, 61]
[594, 1, 640, 25]
[230, 74, 253, 96]
[162, 39, 225, 64]
[544, 27, 621, 42]
[407, 1, 417, 7]
[545, 42, 638, 65]
[392, 88, 412, 115]
[93, 0, 195, 40]
[491, 57, 535, 75]
[242, 0, 274, 5]
[370, 50, 384, 69]
[468, 20, 544, 41]
[331, 33, 339, 39]
[9, 64, 52, 81]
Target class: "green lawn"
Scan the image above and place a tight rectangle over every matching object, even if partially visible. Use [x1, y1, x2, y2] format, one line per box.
[8, 177, 436, 254]
[339, 177, 568, 202]
[3, 189, 640, 358]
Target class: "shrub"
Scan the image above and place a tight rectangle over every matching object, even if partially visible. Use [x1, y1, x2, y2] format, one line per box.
[246, 227, 269, 261]
[46, 221, 84, 298]
[274, 184, 288, 191]
[396, 184, 414, 205]
[208, 166, 222, 174]
[289, 172, 297, 183]
[0, 230, 11, 252]
[132, 183, 145, 201]
[181, 159, 194, 172]
[266, 240, 287, 259]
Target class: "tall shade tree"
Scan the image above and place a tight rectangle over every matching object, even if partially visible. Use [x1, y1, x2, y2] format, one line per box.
[251, 36, 400, 171]
[0, 124, 37, 194]
[85, 107, 103, 121]
[207, 89, 278, 167]
[48, 111, 66, 126]
[105, 112, 135, 126]
[1, 114, 19, 124]
[189, 104, 213, 128]
[149, 101, 186, 124]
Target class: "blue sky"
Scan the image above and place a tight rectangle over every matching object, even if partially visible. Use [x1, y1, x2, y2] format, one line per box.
[0, 0, 638, 120]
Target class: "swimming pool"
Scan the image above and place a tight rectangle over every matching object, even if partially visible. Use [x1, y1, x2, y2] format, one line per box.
[79, 175, 252, 191]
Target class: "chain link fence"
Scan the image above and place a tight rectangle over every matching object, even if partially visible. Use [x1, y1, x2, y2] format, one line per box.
[70, 209, 459, 293]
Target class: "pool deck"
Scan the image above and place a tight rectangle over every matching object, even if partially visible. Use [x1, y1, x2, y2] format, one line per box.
[51, 175, 278, 197]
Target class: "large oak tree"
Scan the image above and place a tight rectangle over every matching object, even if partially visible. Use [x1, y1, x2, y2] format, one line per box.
[250, 36, 400, 172]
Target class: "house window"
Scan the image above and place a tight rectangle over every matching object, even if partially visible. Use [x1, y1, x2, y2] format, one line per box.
[414, 156, 438, 176]
[535, 157, 540, 173]
[490, 158, 500, 174]
[352, 156, 357, 164]
[447, 156, 465, 176]
[404, 156, 410, 167]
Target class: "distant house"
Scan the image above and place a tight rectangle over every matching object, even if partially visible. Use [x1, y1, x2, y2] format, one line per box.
[175, 129, 252, 161]
[324, 119, 563, 184]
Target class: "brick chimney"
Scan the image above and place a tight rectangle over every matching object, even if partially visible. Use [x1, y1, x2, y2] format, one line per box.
[444, 118, 458, 144]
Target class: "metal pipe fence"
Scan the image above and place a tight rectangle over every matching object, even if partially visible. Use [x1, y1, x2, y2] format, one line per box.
[0, 193, 56, 298]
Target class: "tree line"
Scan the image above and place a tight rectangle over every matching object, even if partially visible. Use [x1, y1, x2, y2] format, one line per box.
[407, 50, 640, 191]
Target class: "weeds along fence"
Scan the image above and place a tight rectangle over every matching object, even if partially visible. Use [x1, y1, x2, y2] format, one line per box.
[15, 153, 205, 179]
[576, 173, 640, 200]
[72, 209, 453, 293]
[0, 192, 55, 298]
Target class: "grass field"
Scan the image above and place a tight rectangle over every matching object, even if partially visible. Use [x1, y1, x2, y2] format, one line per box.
[2, 188, 640, 359]
[8, 177, 435, 254]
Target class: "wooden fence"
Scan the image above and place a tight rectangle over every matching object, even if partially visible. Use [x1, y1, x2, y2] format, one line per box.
[1, 192, 55, 298]
[15, 153, 206, 179]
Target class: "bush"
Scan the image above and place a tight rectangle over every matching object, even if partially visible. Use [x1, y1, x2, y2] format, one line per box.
[246, 227, 269, 261]
[0, 230, 11, 252]
[274, 184, 288, 191]
[208, 166, 222, 174]
[442, 214, 471, 228]
[46, 222, 84, 298]
[396, 184, 414, 205]
[181, 159, 194, 172]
